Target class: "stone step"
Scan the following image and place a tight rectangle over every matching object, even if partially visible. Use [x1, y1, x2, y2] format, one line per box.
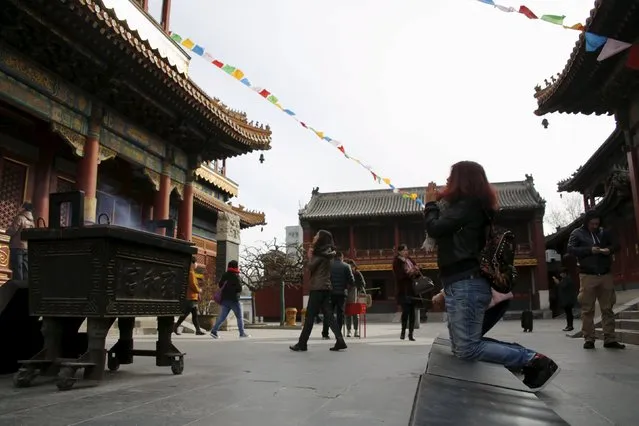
[619, 310, 639, 320]
[616, 319, 639, 331]
[595, 329, 639, 345]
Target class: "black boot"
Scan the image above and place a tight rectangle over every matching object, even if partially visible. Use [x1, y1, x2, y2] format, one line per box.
[330, 339, 348, 351]
[409, 332, 415, 342]
[400, 330, 406, 340]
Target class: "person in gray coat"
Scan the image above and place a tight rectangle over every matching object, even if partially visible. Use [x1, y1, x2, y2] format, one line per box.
[290, 230, 347, 352]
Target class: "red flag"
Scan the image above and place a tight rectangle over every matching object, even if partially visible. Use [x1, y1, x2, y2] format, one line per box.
[626, 44, 639, 70]
[519, 5, 538, 19]
[300, 122, 307, 128]
[258, 89, 270, 98]
[212, 60, 224, 68]
[371, 172, 377, 181]
[337, 145, 345, 154]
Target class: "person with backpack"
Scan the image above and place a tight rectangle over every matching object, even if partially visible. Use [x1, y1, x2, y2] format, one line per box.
[210, 260, 250, 339]
[423, 161, 559, 392]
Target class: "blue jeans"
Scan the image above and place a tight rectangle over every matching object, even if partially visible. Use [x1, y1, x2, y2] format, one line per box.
[444, 277, 535, 369]
[9, 248, 27, 281]
[211, 300, 245, 335]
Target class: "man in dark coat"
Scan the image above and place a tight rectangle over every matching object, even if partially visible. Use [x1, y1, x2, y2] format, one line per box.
[567, 210, 624, 349]
[322, 252, 354, 339]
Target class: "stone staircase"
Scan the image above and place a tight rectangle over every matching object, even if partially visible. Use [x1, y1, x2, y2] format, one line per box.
[595, 305, 639, 345]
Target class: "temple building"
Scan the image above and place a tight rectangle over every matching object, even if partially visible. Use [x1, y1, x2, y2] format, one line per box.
[538, 1, 639, 295]
[298, 177, 549, 313]
[0, 0, 269, 286]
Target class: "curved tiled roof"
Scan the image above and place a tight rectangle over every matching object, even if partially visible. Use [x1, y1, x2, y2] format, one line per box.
[193, 189, 266, 229]
[533, 0, 639, 116]
[556, 128, 624, 193]
[299, 179, 545, 221]
[77, 0, 272, 150]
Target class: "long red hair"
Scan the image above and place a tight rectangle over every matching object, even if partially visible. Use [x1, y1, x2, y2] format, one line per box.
[438, 161, 498, 211]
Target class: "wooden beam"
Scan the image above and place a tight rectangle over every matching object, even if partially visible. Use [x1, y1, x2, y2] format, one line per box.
[161, 0, 172, 32]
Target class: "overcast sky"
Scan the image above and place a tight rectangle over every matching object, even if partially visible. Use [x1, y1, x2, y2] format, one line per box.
[165, 0, 614, 247]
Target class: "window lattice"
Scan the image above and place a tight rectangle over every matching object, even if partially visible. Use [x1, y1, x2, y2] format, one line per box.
[0, 159, 27, 230]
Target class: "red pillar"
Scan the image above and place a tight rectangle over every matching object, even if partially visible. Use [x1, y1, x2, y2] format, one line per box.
[161, 0, 172, 31]
[33, 133, 54, 225]
[626, 146, 639, 237]
[153, 164, 171, 236]
[349, 225, 355, 258]
[76, 108, 102, 223]
[532, 214, 549, 310]
[177, 176, 194, 241]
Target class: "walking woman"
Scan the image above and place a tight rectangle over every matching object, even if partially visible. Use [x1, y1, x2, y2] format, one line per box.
[423, 161, 559, 392]
[210, 260, 250, 339]
[174, 256, 205, 335]
[290, 230, 347, 352]
[393, 244, 421, 341]
[345, 259, 366, 338]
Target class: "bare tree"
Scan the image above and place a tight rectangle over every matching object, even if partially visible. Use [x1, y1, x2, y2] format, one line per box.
[545, 193, 584, 233]
[239, 238, 306, 292]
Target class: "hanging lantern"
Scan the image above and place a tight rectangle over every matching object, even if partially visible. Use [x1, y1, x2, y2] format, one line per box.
[259, 153, 265, 164]
[541, 118, 549, 129]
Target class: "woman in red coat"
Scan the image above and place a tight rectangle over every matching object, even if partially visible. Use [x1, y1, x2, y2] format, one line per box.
[393, 244, 421, 341]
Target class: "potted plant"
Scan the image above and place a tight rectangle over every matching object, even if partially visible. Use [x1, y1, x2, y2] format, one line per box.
[196, 269, 218, 331]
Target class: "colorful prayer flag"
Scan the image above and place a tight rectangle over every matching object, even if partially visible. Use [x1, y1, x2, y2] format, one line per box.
[232, 69, 245, 80]
[540, 15, 565, 26]
[585, 32, 608, 52]
[266, 94, 279, 104]
[212, 60, 224, 68]
[477, 0, 495, 5]
[181, 39, 195, 49]
[240, 78, 252, 87]
[518, 6, 537, 19]
[626, 44, 639, 70]
[597, 39, 632, 62]
[192, 45, 205, 56]
[222, 64, 236, 74]
[259, 89, 271, 98]
[564, 23, 585, 31]
[170, 33, 183, 43]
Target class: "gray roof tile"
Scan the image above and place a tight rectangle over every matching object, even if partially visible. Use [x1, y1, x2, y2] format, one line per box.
[299, 180, 545, 221]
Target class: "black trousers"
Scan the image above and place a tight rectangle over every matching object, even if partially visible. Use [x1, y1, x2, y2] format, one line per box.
[176, 301, 201, 331]
[564, 304, 574, 328]
[322, 294, 346, 337]
[401, 302, 415, 333]
[299, 290, 344, 346]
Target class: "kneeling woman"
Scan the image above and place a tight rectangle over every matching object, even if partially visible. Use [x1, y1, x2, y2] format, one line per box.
[290, 230, 347, 352]
[423, 161, 559, 392]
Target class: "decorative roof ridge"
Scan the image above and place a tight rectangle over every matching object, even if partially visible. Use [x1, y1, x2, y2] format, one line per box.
[556, 127, 623, 190]
[308, 179, 537, 199]
[533, 0, 605, 104]
[195, 166, 239, 197]
[82, 0, 272, 148]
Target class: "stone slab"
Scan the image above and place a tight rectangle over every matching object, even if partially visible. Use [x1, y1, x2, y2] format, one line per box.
[426, 338, 532, 393]
[412, 374, 568, 426]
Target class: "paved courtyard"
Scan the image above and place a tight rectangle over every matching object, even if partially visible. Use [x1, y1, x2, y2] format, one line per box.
[0, 319, 637, 425]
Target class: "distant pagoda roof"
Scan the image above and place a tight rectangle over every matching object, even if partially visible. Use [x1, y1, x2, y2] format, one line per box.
[299, 178, 545, 222]
[557, 128, 625, 193]
[534, 0, 639, 116]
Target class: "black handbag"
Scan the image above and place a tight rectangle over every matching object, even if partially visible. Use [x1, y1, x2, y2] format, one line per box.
[413, 276, 435, 295]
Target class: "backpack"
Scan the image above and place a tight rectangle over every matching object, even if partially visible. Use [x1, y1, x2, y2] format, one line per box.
[479, 222, 518, 294]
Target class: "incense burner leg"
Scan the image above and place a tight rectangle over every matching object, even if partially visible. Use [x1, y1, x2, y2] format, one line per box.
[107, 317, 135, 371]
[82, 317, 115, 381]
[156, 316, 184, 374]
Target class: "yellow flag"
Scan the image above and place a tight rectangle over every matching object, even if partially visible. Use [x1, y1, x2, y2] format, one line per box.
[182, 39, 195, 49]
[382, 178, 391, 185]
[232, 69, 245, 80]
[314, 130, 325, 139]
[410, 193, 417, 200]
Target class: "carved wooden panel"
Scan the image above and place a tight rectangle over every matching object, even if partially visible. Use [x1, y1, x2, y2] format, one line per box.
[0, 158, 27, 230]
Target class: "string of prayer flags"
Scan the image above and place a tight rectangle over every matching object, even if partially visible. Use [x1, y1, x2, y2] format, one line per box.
[475, 1, 638, 64]
[168, 32, 426, 207]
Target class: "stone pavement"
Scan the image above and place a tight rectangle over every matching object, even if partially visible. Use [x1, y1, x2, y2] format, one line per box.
[0, 319, 637, 425]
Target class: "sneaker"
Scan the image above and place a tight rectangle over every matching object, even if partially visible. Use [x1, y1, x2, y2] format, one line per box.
[522, 354, 560, 392]
[346, 332, 352, 338]
[562, 326, 574, 332]
[603, 341, 626, 349]
[354, 332, 360, 338]
[322, 335, 330, 340]
[583, 341, 595, 349]
[173, 326, 181, 335]
[239, 333, 251, 338]
[290, 343, 307, 352]
[210, 332, 220, 339]
[195, 330, 206, 336]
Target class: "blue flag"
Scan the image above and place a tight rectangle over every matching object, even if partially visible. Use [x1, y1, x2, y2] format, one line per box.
[585, 33, 608, 52]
